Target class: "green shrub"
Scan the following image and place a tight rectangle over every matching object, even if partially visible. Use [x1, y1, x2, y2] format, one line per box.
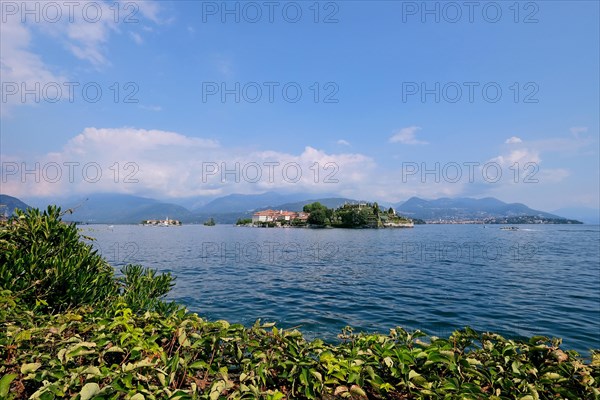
[0, 206, 117, 312]
[117, 264, 178, 314]
[0, 206, 176, 314]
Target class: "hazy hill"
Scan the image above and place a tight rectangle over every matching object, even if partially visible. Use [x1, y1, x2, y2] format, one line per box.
[195, 192, 314, 213]
[395, 197, 561, 221]
[3, 193, 582, 224]
[260, 197, 358, 212]
[0, 194, 31, 216]
[551, 207, 600, 225]
[59, 194, 194, 224]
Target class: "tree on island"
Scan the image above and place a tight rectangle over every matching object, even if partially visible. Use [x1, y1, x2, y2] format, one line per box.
[204, 218, 216, 226]
[304, 202, 331, 226]
[307, 208, 327, 225]
[303, 202, 326, 213]
[340, 208, 370, 227]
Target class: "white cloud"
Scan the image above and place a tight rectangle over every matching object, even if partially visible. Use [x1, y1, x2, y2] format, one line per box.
[1, 127, 375, 199]
[337, 139, 350, 146]
[61, 8, 117, 67]
[490, 148, 541, 167]
[389, 126, 428, 145]
[137, 0, 166, 24]
[505, 136, 523, 144]
[570, 126, 588, 138]
[130, 32, 143, 45]
[484, 128, 596, 192]
[60, 1, 167, 66]
[0, 17, 67, 111]
[0, 0, 165, 110]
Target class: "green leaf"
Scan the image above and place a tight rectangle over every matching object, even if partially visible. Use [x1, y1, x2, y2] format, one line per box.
[209, 380, 226, 400]
[349, 385, 367, 398]
[310, 370, 323, 382]
[122, 359, 155, 372]
[79, 383, 100, 400]
[272, 392, 285, 400]
[177, 329, 190, 347]
[408, 370, 421, 380]
[82, 366, 101, 377]
[21, 362, 42, 374]
[189, 360, 207, 370]
[0, 374, 18, 398]
[541, 372, 562, 381]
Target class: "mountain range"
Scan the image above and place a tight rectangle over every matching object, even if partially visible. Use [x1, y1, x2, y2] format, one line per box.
[394, 197, 561, 221]
[1, 192, 594, 224]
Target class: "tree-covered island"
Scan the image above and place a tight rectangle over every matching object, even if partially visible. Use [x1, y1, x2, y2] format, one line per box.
[302, 202, 414, 228]
[245, 202, 415, 228]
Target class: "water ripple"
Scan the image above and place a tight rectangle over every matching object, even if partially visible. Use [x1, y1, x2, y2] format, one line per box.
[83, 223, 600, 354]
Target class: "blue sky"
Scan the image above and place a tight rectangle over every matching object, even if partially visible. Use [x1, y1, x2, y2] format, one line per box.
[1, 0, 598, 212]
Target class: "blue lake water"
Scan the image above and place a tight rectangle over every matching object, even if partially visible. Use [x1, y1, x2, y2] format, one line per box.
[82, 224, 600, 355]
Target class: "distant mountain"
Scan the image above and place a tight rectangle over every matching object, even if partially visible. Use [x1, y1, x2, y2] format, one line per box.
[59, 193, 193, 224]
[551, 207, 600, 225]
[261, 197, 358, 212]
[195, 192, 322, 213]
[8, 192, 587, 225]
[395, 197, 562, 221]
[0, 194, 31, 216]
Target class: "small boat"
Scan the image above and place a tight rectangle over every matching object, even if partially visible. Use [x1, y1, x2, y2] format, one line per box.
[500, 226, 519, 231]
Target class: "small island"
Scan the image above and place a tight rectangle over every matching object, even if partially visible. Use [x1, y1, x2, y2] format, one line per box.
[203, 218, 216, 226]
[141, 217, 182, 226]
[244, 202, 414, 228]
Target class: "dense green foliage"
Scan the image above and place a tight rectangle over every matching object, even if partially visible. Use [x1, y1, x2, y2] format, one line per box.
[0, 207, 117, 312]
[2, 291, 599, 399]
[303, 202, 412, 228]
[0, 206, 175, 314]
[1, 207, 599, 399]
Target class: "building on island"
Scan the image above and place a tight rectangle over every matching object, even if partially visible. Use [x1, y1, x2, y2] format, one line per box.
[141, 217, 182, 226]
[251, 210, 309, 225]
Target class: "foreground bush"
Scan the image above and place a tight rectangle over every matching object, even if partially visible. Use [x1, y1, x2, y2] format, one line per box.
[1, 207, 599, 398]
[1, 290, 599, 399]
[0, 207, 117, 312]
[0, 206, 175, 314]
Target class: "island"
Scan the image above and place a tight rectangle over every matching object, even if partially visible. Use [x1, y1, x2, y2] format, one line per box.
[245, 202, 415, 228]
[141, 217, 182, 226]
[203, 218, 216, 226]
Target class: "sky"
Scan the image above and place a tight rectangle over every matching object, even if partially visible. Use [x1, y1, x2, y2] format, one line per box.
[1, 0, 599, 212]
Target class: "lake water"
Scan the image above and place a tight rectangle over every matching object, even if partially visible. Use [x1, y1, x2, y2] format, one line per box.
[82, 224, 600, 355]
